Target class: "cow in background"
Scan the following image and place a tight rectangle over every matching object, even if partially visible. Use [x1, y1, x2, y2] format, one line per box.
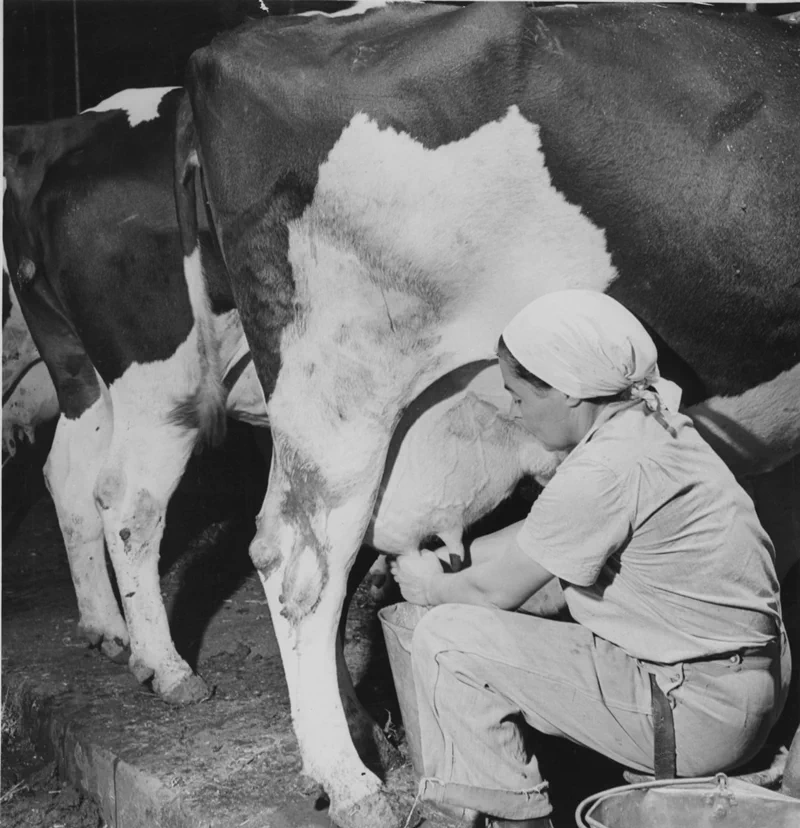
[3, 87, 263, 704]
[180, 4, 800, 825]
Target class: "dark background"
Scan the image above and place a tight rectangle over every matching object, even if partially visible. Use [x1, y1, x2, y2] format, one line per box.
[3, 0, 353, 124]
[5, 1, 800, 126]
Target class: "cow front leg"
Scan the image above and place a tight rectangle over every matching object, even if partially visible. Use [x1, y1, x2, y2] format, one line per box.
[95, 424, 208, 705]
[43, 394, 129, 660]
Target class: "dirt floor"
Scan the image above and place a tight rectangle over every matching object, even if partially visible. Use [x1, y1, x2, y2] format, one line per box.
[2, 422, 798, 828]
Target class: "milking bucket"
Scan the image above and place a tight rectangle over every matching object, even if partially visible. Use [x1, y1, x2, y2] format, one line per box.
[378, 602, 431, 778]
[575, 774, 800, 828]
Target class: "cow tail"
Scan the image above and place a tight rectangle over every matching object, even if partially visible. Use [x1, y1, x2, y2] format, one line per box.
[172, 93, 226, 450]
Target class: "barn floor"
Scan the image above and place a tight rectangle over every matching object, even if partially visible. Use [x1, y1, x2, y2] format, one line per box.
[2, 423, 797, 828]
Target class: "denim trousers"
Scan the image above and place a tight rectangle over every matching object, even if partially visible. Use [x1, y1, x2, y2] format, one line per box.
[410, 604, 791, 821]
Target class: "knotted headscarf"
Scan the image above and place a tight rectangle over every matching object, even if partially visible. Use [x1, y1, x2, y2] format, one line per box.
[501, 290, 682, 415]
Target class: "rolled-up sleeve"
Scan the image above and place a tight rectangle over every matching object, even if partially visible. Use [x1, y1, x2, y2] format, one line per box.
[516, 459, 634, 587]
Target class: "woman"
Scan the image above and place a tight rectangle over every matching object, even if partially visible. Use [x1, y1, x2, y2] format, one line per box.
[391, 290, 790, 828]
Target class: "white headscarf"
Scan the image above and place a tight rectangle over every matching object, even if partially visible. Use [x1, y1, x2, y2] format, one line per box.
[501, 290, 682, 413]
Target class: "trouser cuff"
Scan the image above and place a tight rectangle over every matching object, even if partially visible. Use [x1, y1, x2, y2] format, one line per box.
[418, 776, 552, 820]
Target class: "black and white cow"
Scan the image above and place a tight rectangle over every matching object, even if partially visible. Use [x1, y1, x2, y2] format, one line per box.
[179, 3, 800, 826]
[3, 87, 266, 704]
[3, 84, 561, 713]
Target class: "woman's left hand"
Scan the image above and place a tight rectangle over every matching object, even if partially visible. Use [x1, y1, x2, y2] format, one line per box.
[390, 551, 444, 605]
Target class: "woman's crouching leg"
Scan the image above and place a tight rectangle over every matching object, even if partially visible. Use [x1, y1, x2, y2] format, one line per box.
[411, 604, 553, 822]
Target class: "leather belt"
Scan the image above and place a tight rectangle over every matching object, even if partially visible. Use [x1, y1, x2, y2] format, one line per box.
[650, 674, 676, 780]
[682, 638, 778, 665]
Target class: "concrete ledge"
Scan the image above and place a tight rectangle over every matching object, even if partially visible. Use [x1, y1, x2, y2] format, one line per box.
[7, 677, 198, 828]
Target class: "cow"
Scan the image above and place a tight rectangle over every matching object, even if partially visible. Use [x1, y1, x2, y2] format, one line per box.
[178, 3, 800, 826]
[3, 87, 262, 705]
[2, 85, 562, 726]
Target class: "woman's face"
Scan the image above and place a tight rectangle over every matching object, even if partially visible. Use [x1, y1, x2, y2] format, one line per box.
[499, 357, 575, 451]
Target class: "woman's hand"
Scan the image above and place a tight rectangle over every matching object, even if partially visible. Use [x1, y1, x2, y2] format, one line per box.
[390, 551, 444, 606]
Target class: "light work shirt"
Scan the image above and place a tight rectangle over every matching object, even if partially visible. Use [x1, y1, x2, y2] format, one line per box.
[516, 401, 782, 663]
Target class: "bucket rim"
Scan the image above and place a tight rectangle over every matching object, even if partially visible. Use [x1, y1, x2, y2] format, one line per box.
[574, 773, 800, 827]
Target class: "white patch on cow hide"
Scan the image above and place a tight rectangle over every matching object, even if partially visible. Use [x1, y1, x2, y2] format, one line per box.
[84, 87, 179, 127]
[270, 106, 617, 488]
[314, 106, 616, 356]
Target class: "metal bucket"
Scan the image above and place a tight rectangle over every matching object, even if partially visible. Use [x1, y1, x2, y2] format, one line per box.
[377, 601, 431, 778]
[575, 774, 800, 828]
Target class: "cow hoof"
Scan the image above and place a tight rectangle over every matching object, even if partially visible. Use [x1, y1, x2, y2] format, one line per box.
[375, 728, 403, 771]
[129, 656, 156, 684]
[79, 622, 131, 661]
[101, 637, 132, 665]
[82, 628, 103, 648]
[331, 791, 401, 828]
[157, 673, 211, 706]
[358, 720, 403, 773]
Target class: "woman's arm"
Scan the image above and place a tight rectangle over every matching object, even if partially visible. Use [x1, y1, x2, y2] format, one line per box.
[392, 520, 554, 611]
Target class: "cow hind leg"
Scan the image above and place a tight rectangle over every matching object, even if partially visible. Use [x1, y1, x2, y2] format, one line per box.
[95, 421, 208, 705]
[252, 502, 401, 827]
[258, 566, 400, 828]
[43, 392, 129, 660]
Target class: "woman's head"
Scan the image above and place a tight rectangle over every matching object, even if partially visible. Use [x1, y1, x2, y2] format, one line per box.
[497, 334, 585, 450]
[497, 290, 679, 448]
[501, 290, 662, 397]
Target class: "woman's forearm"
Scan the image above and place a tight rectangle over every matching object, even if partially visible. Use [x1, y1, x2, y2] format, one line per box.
[468, 519, 528, 566]
[393, 520, 555, 610]
[426, 567, 506, 609]
[427, 537, 554, 611]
